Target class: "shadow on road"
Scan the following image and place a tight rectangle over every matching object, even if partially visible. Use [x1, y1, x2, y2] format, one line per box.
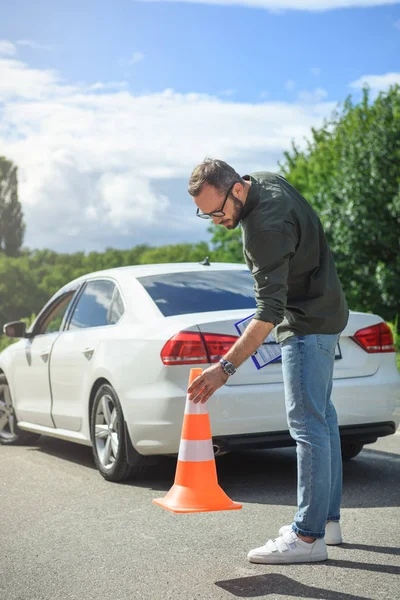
[215, 573, 373, 599]
[30, 436, 400, 510]
[337, 542, 400, 556]
[28, 435, 96, 469]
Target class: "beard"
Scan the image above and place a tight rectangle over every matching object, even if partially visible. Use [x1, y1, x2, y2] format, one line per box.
[221, 196, 245, 229]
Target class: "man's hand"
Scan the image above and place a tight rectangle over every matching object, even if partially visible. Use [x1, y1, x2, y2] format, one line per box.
[187, 363, 229, 404]
[187, 319, 274, 404]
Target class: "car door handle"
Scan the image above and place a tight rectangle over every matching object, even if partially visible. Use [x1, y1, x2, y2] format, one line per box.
[82, 347, 94, 360]
[40, 350, 50, 363]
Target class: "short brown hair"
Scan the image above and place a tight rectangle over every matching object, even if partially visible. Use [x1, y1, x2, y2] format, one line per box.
[188, 158, 244, 197]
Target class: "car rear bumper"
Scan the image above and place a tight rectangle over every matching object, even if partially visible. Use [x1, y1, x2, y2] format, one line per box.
[211, 421, 397, 452]
[122, 356, 400, 455]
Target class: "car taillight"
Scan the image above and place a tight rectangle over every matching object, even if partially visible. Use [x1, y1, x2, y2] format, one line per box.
[202, 333, 238, 362]
[352, 322, 395, 353]
[161, 331, 238, 365]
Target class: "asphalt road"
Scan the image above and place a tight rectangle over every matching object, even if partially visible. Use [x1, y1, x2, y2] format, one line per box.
[1, 431, 399, 600]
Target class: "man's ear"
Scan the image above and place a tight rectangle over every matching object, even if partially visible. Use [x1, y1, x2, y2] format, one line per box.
[234, 182, 243, 197]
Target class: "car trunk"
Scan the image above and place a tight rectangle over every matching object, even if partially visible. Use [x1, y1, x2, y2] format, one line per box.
[192, 309, 381, 385]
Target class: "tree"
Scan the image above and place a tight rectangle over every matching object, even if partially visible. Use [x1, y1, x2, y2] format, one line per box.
[207, 225, 244, 263]
[0, 254, 46, 333]
[0, 157, 25, 256]
[280, 86, 400, 332]
[139, 242, 212, 265]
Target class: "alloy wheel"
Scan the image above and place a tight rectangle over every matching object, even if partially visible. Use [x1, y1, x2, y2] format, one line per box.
[0, 383, 17, 441]
[94, 393, 120, 469]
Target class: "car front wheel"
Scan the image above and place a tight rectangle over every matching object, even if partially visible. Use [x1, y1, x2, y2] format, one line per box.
[0, 374, 41, 446]
[90, 383, 147, 482]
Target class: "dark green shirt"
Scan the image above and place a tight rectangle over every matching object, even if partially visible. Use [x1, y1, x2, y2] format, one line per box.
[241, 172, 349, 343]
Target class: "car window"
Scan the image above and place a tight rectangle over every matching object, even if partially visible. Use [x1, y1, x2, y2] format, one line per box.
[68, 280, 122, 330]
[107, 287, 125, 325]
[137, 270, 256, 317]
[39, 291, 77, 335]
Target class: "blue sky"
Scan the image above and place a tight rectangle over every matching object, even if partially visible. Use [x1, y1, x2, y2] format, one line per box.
[0, 0, 399, 252]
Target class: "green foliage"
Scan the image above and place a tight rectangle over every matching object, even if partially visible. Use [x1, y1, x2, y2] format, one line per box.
[387, 321, 400, 372]
[0, 157, 25, 256]
[280, 86, 400, 329]
[207, 225, 244, 263]
[138, 242, 211, 265]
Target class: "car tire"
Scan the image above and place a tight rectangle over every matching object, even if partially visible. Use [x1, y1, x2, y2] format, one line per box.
[0, 374, 41, 446]
[341, 440, 364, 460]
[90, 383, 147, 482]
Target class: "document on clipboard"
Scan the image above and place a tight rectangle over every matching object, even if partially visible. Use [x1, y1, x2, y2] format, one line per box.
[234, 313, 282, 370]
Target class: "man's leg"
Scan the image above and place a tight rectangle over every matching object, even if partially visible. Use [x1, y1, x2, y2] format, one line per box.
[247, 333, 340, 563]
[326, 377, 342, 524]
[281, 333, 339, 541]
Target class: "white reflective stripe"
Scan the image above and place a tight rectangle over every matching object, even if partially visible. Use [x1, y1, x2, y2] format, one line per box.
[178, 439, 214, 462]
[184, 396, 208, 415]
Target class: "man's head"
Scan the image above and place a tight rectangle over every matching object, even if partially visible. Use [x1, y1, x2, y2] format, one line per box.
[188, 158, 249, 230]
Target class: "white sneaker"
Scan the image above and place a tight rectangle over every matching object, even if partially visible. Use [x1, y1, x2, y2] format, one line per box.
[279, 521, 343, 546]
[247, 530, 328, 564]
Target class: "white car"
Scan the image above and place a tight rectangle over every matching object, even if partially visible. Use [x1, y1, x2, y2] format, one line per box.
[1, 262, 399, 482]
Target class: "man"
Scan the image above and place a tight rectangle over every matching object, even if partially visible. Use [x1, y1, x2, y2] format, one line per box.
[187, 159, 349, 564]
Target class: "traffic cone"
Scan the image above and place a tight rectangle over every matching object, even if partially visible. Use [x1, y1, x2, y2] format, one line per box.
[153, 368, 242, 513]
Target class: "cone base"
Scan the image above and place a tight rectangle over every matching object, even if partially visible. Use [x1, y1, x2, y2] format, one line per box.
[153, 483, 242, 514]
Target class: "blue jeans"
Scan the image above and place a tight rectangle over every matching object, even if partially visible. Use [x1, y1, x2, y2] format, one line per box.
[280, 333, 342, 539]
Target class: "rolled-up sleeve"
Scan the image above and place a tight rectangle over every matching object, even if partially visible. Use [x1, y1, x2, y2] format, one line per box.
[244, 230, 295, 326]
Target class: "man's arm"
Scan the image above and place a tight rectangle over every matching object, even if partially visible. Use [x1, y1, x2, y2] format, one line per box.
[187, 228, 295, 404]
[224, 318, 274, 368]
[187, 318, 274, 404]
[187, 319, 274, 404]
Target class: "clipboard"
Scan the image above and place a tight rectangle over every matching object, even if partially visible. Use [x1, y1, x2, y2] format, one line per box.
[234, 313, 282, 370]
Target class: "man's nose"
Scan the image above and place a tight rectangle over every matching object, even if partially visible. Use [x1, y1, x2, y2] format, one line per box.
[212, 215, 223, 225]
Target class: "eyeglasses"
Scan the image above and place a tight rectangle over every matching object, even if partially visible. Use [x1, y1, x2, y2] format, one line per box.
[196, 184, 235, 220]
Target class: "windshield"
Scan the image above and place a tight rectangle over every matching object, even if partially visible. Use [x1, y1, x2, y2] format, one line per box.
[137, 270, 256, 317]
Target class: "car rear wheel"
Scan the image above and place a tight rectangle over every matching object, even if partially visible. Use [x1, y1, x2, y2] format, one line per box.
[341, 440, 364, 460]
[90, 383, 147, 482]
[0, 374, 41, 446]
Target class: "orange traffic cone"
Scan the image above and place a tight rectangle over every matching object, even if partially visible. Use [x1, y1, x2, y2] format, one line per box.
[153, 368, 242, 513]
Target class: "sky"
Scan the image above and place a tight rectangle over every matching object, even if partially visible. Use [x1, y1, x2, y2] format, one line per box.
[0, 0, 399, 253]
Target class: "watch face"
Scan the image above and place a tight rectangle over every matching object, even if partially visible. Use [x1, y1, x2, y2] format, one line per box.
[221, 360, 235, 375]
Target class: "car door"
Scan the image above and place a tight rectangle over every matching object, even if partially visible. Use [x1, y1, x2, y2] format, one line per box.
[11, 286, 81, 427]
[50, 278, 125, 431]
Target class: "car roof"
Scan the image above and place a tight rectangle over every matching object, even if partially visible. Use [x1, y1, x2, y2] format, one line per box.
[68, 262, 248, 286]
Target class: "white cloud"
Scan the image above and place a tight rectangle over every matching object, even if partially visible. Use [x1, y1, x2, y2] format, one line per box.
[310, 67, 321, 76]
[136, 0, 400, 11]
[129, 52, 145, 65]
[16, 40, 51, 51]
[0, 58, 76, 101]
[0, 52, 336, 251]
[0, 40, 16, 56]
[350, 72, 400, 91]
[297, 88, 328, 102]
[218, 89, 236, 97]
[285, 79, 296, 91]
[87, 81, 128, 91]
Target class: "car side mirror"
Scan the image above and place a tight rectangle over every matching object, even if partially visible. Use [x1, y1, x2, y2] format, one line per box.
[3, 321, 28, 339]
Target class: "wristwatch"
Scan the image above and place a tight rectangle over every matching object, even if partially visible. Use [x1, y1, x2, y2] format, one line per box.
[219, 358, 236, 376]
